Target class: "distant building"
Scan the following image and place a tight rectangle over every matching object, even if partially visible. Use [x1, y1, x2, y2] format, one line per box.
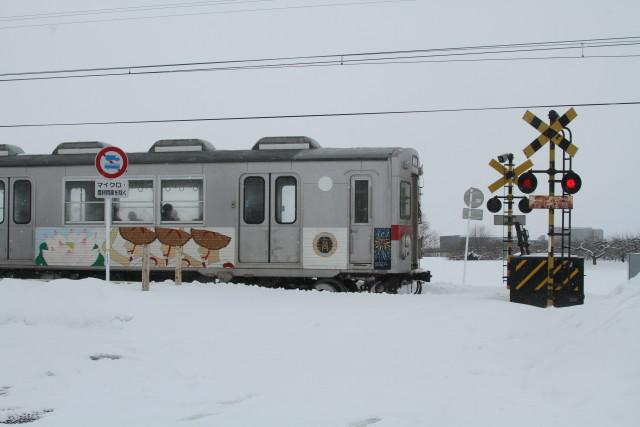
[439, 235, 465, 252]
[553, 227, 604, 242]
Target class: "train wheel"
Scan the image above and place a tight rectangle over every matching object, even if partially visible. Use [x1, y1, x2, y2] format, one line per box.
[371, 281, 386, 293]
[313, 279, 346, 292]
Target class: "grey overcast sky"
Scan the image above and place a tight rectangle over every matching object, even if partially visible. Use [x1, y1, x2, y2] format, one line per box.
[1, 0, 639, 237]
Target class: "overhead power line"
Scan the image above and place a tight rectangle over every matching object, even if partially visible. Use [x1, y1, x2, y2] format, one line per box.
[1, 101, 638, 129]
[1, 36, 639, 82]
[0, 0, 417, 30]
[0, 0, 270, 22]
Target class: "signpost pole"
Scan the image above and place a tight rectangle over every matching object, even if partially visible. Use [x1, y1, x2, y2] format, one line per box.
[105, 197, 111, 282]
[462, 187, 484, 286]
[462, 214, 471, 286]
[95, 146, 129, 285]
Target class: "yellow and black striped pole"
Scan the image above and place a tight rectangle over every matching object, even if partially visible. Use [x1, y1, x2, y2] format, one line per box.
[546, 111, 557, 307]
[506, 159, 514, 260]
[506, 158, 514, 287]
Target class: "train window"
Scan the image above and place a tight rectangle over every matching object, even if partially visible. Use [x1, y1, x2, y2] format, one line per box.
[243, 176, 265, 224]
[161, 178, 204, 222]
[354, 179, 369, 224]
[113, 180, 153, 223]
[400, 181, 411, 219]
[275, 176, 296, 224]
[0, 181, 4, 224]
[13, 180, 32, 224]
[65, 180, 104, 223]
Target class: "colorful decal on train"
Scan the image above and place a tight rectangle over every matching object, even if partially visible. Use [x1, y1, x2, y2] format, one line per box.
[374, 228, 392, 270]
[312, 232, 338, 257]
[34, 227, 234, 268]
[302, 228, 348, 269]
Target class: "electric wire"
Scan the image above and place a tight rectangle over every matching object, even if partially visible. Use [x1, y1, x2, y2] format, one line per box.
[1, 37, 639, 82]
[4, 53, 640, 83]
[0, 0, 417, 30]
[4, 35, 639, 75]
[0, 0, 271, 22]
[1, 101, 638, 129]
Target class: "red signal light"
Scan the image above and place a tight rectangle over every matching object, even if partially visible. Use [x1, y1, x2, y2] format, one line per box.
[561, 171, 582, 194]
[517, 171, 537, 194]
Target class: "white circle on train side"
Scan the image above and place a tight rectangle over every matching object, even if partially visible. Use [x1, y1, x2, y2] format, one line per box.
[318, 176, 333, 191]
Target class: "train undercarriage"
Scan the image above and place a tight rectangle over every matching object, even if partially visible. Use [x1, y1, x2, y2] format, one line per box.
[0, 266, 431, 294]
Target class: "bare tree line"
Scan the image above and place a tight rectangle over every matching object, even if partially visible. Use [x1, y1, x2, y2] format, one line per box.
[423, 222, 640, 264]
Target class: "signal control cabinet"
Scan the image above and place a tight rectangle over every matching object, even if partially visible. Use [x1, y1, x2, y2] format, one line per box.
[508, 255, 584, 308]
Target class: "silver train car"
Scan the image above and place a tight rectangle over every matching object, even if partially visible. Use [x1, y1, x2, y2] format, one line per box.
[0, 137, 430, 292]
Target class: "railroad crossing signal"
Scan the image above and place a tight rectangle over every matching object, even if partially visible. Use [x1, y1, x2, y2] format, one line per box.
[484, 107, 585, 308]
[561, 171, 582, 194]
[517, 171, 537, 194]
[522, 108, 579, 158]
[487, 158, 534, 193]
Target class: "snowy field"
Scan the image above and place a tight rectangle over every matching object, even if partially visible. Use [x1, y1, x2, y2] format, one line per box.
[0, 259, 638, 427]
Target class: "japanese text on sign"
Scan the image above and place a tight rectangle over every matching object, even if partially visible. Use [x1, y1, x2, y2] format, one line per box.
[95, 180, 129, 198]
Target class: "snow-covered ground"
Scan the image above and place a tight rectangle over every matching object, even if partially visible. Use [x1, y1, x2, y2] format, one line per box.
[0, 259, 638, 427]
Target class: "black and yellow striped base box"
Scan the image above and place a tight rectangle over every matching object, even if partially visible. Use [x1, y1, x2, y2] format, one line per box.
[508, 256, 584, 308]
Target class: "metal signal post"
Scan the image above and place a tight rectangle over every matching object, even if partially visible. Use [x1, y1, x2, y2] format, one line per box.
[486, 107, 584, 308]
[516, 108, 584, 307]
[486, 154, 533, 285]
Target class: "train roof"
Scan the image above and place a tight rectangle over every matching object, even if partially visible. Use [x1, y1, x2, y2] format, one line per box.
[0, 139, 410, 168]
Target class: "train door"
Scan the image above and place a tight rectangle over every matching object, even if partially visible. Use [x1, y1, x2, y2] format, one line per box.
[238, 174, 300, 264]
[0, 179, 7, 260]
[411, 174, 419, 269]
[0, 178, 34, 261]
[349, 175, 373, 265]
[270, 174, 300, 263]
[239, 175, 269, 263]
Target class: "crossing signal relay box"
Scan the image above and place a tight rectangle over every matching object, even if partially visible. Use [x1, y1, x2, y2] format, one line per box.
[508, 255, 584, 308]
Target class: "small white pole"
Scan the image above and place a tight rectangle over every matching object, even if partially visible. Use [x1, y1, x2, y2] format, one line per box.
[105, 197, 111, 282]
[175, 245, 183, 286]
[142, 245, 150, 291]
[462, 213, 471, 286]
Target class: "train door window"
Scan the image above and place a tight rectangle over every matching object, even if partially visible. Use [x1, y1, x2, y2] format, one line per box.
[243, 176, 265, 224]
[0, 181, 4, 224]
[64, 180, 104, 223]
[13, 180, 31, 224]
[354, 179, 369, 224]
[160, 178, 204, 223]
[275, 176, 296, 224]
[113, 180, 153, 223]
[400, 181, 411, 219]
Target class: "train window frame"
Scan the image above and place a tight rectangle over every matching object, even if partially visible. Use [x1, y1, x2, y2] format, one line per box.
[353, 177, 371, 224]
[275, 176, 297, 225]
[13, 179, 32, 225]
[112, 178, 155, 224]
[243, 176, 266, 225]
[159, 176, 205, 224]
[63, 178, 105, 224]
[400, 180, 411, 219]
[0, 180, 4, 224]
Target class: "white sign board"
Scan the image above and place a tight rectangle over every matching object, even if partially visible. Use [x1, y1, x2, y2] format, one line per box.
[464, 187, 484, 208]
[462, 208, 483, 221]
[95, 179, 129, 198]
[494, 215, 527, 225]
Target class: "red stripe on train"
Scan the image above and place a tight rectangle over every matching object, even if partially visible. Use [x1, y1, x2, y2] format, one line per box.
[391, 225, 413, 241]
